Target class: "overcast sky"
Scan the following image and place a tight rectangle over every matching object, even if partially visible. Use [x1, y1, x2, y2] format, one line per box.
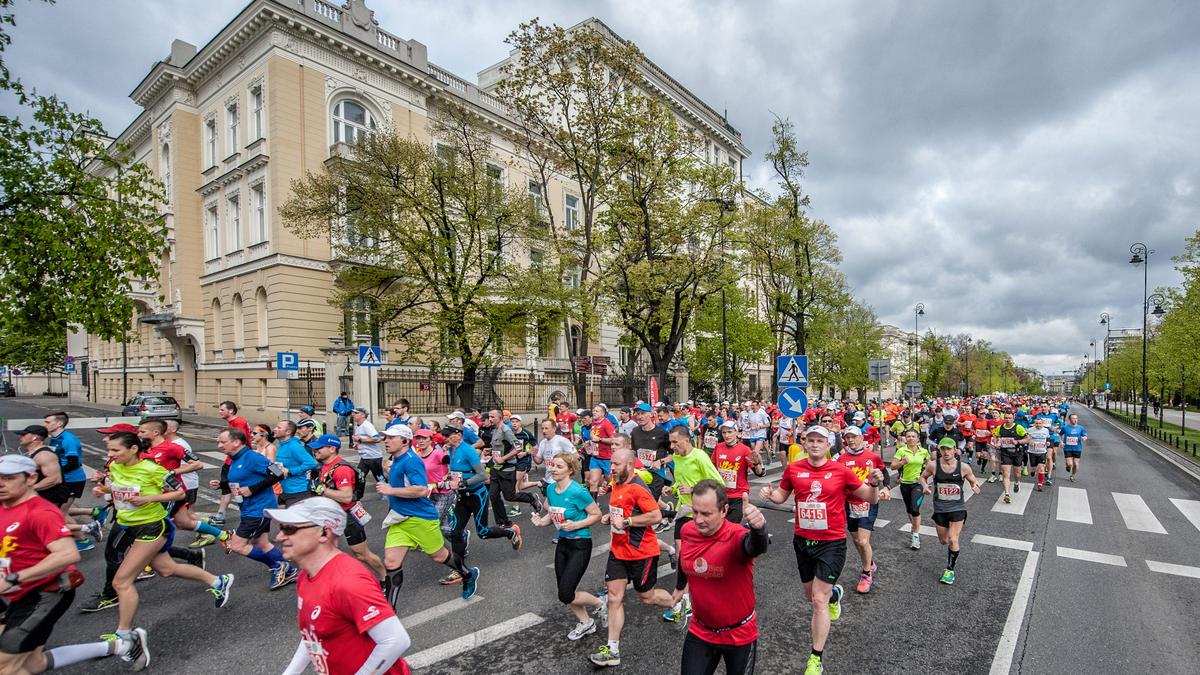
[4, 0, 1198, 375]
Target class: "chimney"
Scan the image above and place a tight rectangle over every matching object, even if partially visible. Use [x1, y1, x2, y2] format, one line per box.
[169, 39, 197, 67]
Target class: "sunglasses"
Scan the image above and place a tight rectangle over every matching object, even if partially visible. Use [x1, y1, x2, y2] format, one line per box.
[252, 430, 267, 435]
[278, 524, 320, 535]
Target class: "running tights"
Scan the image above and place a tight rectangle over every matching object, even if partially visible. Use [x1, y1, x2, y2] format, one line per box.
[680, 632, 757, 675]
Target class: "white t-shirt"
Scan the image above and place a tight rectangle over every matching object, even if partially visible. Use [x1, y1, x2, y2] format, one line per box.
[776, 417, 794, 444]
[537, 435, 576, 483]
[174, 437, 200, 491]
[354, 421, 384, 459]
[743, 410, 769, 440]
[618, 420, 638, 436]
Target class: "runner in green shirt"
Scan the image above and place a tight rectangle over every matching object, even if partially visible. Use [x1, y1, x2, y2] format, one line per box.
[890, 429, 931, 550]
[660, 426, 722, 623]
[96, 431, 234, 645]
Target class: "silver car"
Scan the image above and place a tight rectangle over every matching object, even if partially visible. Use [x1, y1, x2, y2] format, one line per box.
[121, 392, 182, 423]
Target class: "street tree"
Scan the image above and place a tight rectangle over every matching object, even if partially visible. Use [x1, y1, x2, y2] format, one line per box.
[685, 284, 773, 400]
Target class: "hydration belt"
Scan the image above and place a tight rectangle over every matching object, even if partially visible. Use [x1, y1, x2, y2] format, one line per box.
[693, 609, 756, 634]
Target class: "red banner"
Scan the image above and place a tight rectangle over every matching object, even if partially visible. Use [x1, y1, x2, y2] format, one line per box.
[649, 375, 659, 407]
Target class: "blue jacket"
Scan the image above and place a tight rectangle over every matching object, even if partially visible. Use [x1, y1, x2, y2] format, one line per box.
[226, 447, 279, 517]
[276, 437, 319, 495]
[332, 396, 355, 415]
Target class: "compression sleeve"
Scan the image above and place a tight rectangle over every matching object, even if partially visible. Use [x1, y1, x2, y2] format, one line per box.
[282, 641, 310, 675]
[354, 616, 411, 675]
[741, 524, 770, 558]
[463, 462, 488, 487]
[61, 456, 81, 472]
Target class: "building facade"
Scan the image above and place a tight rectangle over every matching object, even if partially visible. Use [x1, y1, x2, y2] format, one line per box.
[82, 0, 750, 417]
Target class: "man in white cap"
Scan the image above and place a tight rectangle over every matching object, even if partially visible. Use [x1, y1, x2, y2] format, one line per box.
[759, 425, 884, 675]
[268, 498, 413, 675]
[0, 454, 150, 672]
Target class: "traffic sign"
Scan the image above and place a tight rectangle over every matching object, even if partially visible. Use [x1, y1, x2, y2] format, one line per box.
[776, 355, 809, 386]
[778, 386, 808, 418]
[904, 380, 923, 397]
[64, 362, 76, 374]
[65, 355, 76, 365]
[868, 358, 891, 382]
[276, 351, 300, 371]
[1104, 382, 1111, 391]
[358, 345, 382, 367]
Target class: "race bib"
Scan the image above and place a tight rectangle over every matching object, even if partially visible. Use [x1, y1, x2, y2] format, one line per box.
[636, 449, 657, 464]
[449, 471, 463, 485]
[609, 506, 626, 534]
[795, 500, 828, 530]
[1065, 436, 1079, 446]
[350, 502, 371, 525]
[549, 506, 566, 529]
[936, 483, 962, 500]
[1030, 440, 1047, 452]
[718, 468, 738, 489]
[111, 484, 141, 511]
[848, 501, 871, 519]
[998, 437, 1015, 448]
[0, 557, 10, 576]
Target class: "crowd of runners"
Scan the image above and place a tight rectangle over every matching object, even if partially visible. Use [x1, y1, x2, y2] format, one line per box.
[0, 394, 1086, 673]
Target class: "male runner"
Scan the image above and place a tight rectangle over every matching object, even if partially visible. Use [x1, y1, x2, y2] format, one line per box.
[42, 412, 91, 551]
[661, 427, 724, 623]
[760, 426, 882, 675]
[710, 420, 762, 523]
[991, 412, 1029, 504]
[308, 433, 386, 582]
[1060, 414, 1088, 480]
[350, 408, 386, 491]
[835, 426, 888, 593]
[273, 420, 321, 506]
[213, 401, 252, 527]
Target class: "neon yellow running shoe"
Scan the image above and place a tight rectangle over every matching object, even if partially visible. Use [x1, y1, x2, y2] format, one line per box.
[804, 653, 824, 674]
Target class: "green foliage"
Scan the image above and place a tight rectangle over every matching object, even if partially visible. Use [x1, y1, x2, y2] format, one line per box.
[685, 285, 773, 397]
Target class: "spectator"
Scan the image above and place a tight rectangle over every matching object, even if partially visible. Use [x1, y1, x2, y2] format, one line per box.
[332, 392, 355, 436]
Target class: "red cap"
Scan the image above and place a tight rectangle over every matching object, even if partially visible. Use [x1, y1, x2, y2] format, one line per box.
[97, 423, 138, 434]
[414, 429, 433, 438]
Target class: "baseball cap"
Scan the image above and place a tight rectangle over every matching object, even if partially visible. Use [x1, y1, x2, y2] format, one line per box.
[943, 414, 957, 424]
[720, 420, 738, 429]
[352, 407, 368, 415]
[0, 454, 39, 475]
[447, 411, 466, 420]
[443, 425, 464, 436]
[842, 425, 863, 436]
[383, 425, 413, 440]
[14, 424, 49, 438]
[414, 428, 433, 438]
[938, 437, 957, 449]
[299, 405, 316, 415]
[633, 402, 652, 413]
[264, 496, 346, 536]
[96, 422, 138, 434]
[306, 433, 342, 451]
[804, 425, 833, 441]
[509, 414, 522, 422]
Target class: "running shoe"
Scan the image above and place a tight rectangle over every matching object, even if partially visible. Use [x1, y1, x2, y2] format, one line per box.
[189, 534, 217, 549]
[462, 566, 480, 600]
[856, 571, 873, 594]
[661, 594, 691, 623]
[91, 504, 111, 524]
[85, 521, 105, 543]
[196, 548, 207, 571]
[1069, 475, 1076, 482]
[668, 545, 678, 569]
[804, 654, 823, 675]
[136, 566, 156, 581]
[439, 571, 463, 585]
[1022, 466, 1029, 476]
[210, 573, 234, 608]
[1045, 477, 1054, 486]
[828, 584, 843, 622]
[118, 627, 151, 671]
[568, 620, 596, 641]
[588, 645, 621, 667]
[208, 514, 226, 528]
[988, 475, 997, 483]
[530, 490, 545, 514]
[510, 524, 523, 551]
[1035, 484, 1043, 492]
[218, 531, 233, 554]
[76, 538, 95, 552]
[270, 563, 299, 590]
[1014, 482, 1020, 493]
[594, 592, 609, 627]
[653, 520, 672, 534]
[506, 506, 522, 519]
[910, 533, 921, 550]
[79, 593, 119, 613]
[940, 569, 956, 585]
[1004, 493, 1012, 504]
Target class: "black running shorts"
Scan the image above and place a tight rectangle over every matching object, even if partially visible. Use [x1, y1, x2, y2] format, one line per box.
[792, 535, 847, 585]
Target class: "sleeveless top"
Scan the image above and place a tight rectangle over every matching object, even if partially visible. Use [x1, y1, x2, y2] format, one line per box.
[932, 458, 966, 513]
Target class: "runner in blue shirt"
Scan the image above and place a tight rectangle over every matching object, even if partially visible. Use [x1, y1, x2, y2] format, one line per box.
[43, 411, 93, 551]
[1060, 414, 1088, 481]
[378, 426, 476, 607]
[273, 420, 320, 505]
[443, 424, 516, 591]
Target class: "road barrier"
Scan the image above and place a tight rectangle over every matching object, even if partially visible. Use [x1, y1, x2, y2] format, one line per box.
[1101, 407, 1198, 458]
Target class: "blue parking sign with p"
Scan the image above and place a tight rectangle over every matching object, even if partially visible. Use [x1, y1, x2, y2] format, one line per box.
[277, 351, 300, 371]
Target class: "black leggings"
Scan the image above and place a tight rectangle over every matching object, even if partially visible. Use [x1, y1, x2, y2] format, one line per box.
[554, 537, 593, 604]
[449, 487, 511, 558]
[359, 457, 385, 482]
[488, 470, 538, 526]
[680, 632, 757, 675]
[900, 483, 924, 517]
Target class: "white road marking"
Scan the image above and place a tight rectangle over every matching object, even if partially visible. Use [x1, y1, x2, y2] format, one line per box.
[405, 613, 545, 670]
[1111, 492, 1167, 534]
[1056, 487, 1093, 524]
[972, 534, 1033, 552]
[991, 486, 1031, 515]
[1056, 546, 1127, 567]
[989, 550, 1040, 675]
[898, 523, 937, 536]
[875, 519, 891, 528]
[1169, 498, 1200, 533]
[401, 595, 483, 629]
[1146, 560, 1200, 579]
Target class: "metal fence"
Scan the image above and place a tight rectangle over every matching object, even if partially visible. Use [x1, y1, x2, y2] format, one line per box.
[287, 366, 327, 410]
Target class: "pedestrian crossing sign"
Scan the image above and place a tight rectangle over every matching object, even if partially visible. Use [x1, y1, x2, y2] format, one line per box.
[776, 355, 808, 387]
[358, 345, 382, 367]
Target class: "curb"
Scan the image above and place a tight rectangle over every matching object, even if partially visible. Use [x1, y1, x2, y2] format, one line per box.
[1090, 407, 1200, 484]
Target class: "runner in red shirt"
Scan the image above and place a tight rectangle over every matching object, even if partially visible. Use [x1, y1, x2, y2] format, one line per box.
[973, 413, 998, 481]
[214, 400, 253, 527]
[674, 480, 767, 675]
[760, 425, 882, 675]
[710, 421, 763, 523]
[586, 405, 617, 495]
[270, 498, 412, 675]
[834, 425, 890, 594]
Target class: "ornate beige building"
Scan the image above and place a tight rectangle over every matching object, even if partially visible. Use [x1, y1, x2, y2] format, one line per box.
[81, 0, 750, 417]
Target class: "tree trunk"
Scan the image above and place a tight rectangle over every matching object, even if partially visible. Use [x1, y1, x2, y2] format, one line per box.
[458, 364, 477, 410]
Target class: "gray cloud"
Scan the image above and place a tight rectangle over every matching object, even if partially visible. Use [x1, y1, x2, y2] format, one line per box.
[3, 0, 1198, 374]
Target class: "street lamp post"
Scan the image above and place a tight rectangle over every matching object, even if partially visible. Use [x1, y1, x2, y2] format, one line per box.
[1099, 312, 1111, 410]
[1130, 243, 1153, 430]
[913, 303, 925, 387]
[1089, 340, 1097, 401]
[964, 336, 972, 397]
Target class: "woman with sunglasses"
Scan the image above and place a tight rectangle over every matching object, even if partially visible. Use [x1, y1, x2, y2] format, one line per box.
[270, 498, 413, 675]
[251, 424, 277, 462]
[94, 432, 234, 654]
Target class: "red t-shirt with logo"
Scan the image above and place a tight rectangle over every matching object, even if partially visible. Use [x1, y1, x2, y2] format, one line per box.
[972, 418, 993, 442]
[711, 442, 752, 499]
[320, 461, 358, 512]
[834, 448, 882, 521]
[141, 440, 185, 471]
[590, 418, 616, 460]
[296, 552, 410, 675]
[0, 495, 78, 601]
[680, 518, 757, 646]
[778, 458, 862, 541]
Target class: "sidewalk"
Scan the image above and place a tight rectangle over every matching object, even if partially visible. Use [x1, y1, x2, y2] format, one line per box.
[20, 396, 231, 431]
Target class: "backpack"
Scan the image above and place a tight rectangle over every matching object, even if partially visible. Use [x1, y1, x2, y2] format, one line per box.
[317, 460, 367, 502]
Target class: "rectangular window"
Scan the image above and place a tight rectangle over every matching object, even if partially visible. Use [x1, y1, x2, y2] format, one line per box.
[530, 248, 543, 270]
[205, 205, 219, 258]
[227, 195, 240, 252]
[564, 194, 579, 230]
[251, 184, 267, 243]
[205, 120, 217, 167]
[486, 163, 503, 182]
[226, 103, 238, 154]
[527, 179, 545, 217]
[251, 87, 264, 140]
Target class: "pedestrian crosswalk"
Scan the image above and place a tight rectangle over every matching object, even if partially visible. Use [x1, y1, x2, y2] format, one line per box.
[984, 486, 1200, 537]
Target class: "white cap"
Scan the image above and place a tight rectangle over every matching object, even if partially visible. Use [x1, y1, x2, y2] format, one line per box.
[509, 414, 522, 422]
[383, 425, 413, 440]
[463, 419, 479, 433]
[447, 411, 466, 420]
[841, 425, 863, 436]
[803, 425, 834, 441]
[0, 454, 39, 475]
[720, 420, 738, 429]
[265, 496, 346, 536]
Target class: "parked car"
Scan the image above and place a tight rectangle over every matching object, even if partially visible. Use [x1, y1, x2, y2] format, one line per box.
[0, 381, 14, 397]
[121, 392, 182, 422]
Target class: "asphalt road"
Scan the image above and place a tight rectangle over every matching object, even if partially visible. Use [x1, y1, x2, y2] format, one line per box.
[2, 398, 1198, 674]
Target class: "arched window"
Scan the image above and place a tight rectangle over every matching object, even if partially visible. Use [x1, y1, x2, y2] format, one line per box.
[161, 144, 172, 203]
[255, 287, 268, 347]
[332, 99, 376, 145]
[232, 294, 245, 349]
[211, 298, 223, 355]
